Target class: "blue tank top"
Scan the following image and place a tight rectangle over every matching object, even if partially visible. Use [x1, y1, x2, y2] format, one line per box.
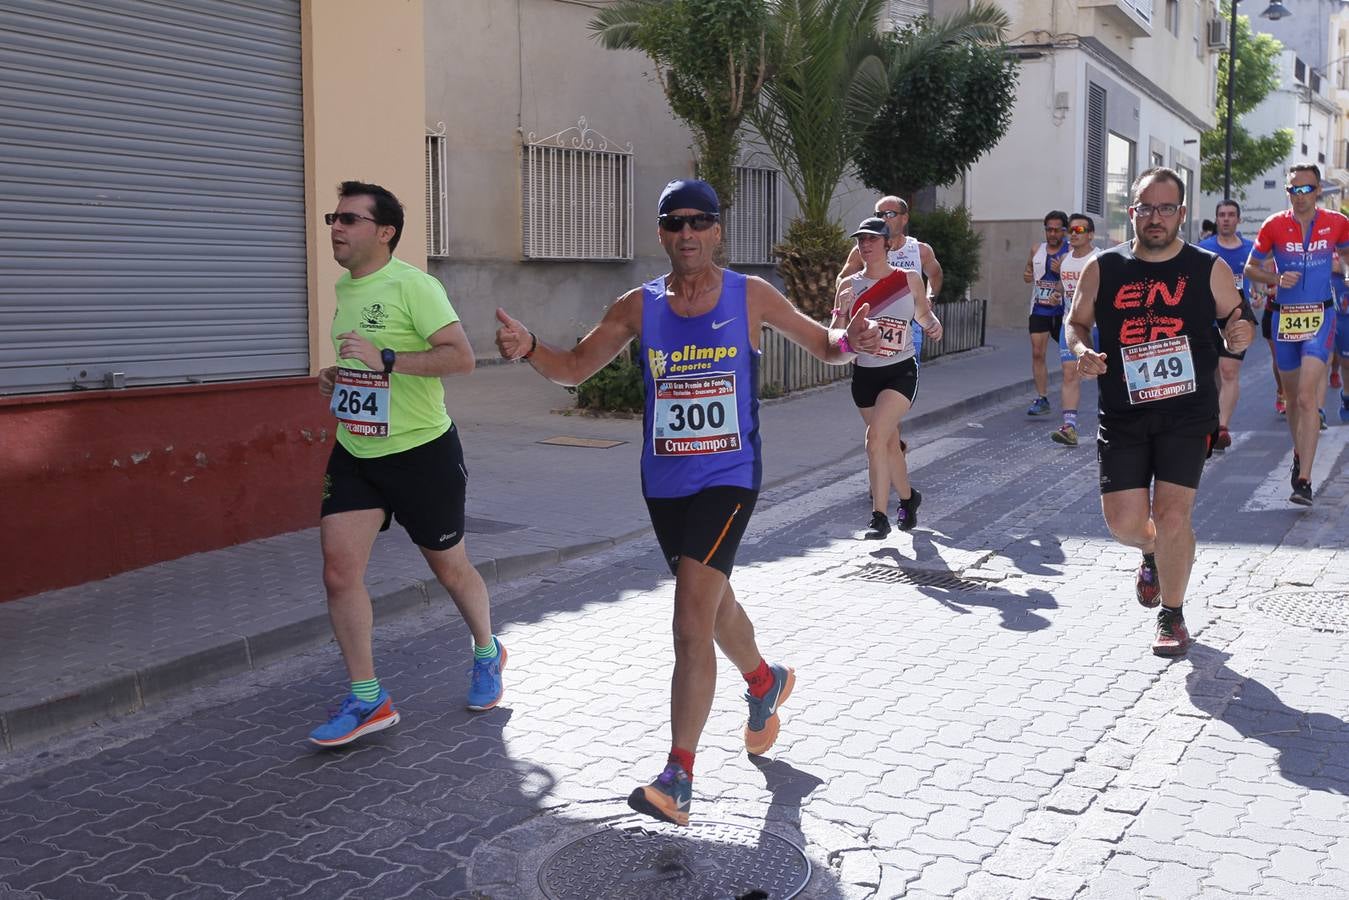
[639, 270, 762, 498]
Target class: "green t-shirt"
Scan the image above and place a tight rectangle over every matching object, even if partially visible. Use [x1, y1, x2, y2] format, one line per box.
[331, 257, 458, 458]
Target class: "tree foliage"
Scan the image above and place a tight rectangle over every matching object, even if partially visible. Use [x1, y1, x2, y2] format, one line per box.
[855, 7, 1016, 202]
[909, 206, 981, 302]
[1200, 3, 1294, 197]
[589, 0, 769, 218]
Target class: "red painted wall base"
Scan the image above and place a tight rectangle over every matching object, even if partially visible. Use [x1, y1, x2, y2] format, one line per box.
[1, 379, 333, 603]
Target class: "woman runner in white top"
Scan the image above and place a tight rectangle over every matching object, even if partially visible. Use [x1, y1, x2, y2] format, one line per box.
[830, 217, 942, 538]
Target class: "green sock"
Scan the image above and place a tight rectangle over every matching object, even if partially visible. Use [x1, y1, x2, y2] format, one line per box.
[351, 677, 381, 703]
[474, 637, 499, 660]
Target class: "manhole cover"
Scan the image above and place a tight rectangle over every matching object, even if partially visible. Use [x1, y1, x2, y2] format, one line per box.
[537, 819, 810, 900]
[1250, 591, 1349, 633]
[853, 562, 983, 592]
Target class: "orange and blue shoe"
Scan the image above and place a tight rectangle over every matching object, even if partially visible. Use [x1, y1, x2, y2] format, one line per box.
[309, 691, 399, 748]
[744, 664, 796, 755]
[628, 763, 692, 826]
[467, 638, 507, 711]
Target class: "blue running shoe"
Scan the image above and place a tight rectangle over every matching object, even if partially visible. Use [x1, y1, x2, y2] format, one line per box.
[467, 637, 506, 711]
[309, 691, 399, 748]
[1027, 396, 1051, 416]
[628, 763, 692, 826]
[744, 664, 796, 755]
[1340, 393, 1349, 422]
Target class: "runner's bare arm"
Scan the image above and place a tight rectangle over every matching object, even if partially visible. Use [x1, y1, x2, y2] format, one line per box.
[495, 291, 641, 387]
[336, 323, 474, 377]
[1023, 245, 1037, 284]
[1066, 258, 1106, 377]
[1243, 254, 1276, 286]
[836, 245, 864, 288]
[831, 279, 853, 328]
[749, 277, 879, 362]
[1211, 259, 1255, 354]
[920, 243, 943, 299]
[910, 271, 943, 341]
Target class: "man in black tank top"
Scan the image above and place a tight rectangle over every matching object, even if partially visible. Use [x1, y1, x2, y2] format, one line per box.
[1064, 167, 1254, 658]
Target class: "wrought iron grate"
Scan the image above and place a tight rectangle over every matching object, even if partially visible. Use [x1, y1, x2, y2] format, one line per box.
[852, 563, 984, 592]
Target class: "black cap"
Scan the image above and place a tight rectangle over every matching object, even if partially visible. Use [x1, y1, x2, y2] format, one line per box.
[851, 216, 889, 239]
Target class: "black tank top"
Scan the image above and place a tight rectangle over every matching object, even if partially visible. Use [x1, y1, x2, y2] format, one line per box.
[1094, 242, 1220, 419]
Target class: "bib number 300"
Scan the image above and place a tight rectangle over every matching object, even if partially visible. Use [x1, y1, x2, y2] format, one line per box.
[331, 368, 390, 437]
[653, 374, 741, 456]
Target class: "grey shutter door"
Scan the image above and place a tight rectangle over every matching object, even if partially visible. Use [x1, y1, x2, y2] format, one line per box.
[0, 0, 307, 396]
[1084, 83, 1108, 216]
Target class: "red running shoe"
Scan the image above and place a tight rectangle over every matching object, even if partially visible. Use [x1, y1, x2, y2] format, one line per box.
[1135, 559, 1161, 608]
[1152, 609, 1191, 657]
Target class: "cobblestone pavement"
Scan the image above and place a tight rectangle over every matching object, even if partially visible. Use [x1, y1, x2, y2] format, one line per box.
[0, 366, 1346, 899]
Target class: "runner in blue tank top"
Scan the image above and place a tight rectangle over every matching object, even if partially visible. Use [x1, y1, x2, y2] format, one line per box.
[495, 179, 880, 826]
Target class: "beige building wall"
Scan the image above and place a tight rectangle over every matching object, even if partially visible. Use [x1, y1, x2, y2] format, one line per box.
[303, 0, 428, 371]
[424, 0, 801, 353]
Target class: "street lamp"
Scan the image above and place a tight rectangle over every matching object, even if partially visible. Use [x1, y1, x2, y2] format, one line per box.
[1223, 1, 1295, 200]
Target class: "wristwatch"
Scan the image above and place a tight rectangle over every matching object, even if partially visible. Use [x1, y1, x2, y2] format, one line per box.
[380, 348, 396, 374]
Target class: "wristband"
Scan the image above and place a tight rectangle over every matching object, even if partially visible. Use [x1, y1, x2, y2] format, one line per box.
[830, 307, 843, 318]
[837, 333, 854, 354]
[523, 331, 538, 360]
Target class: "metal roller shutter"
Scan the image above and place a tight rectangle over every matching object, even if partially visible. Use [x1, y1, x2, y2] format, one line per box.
[0, 0, 306, 396]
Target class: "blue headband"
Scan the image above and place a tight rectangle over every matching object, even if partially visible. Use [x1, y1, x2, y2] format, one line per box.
[658, 179, 719, 215]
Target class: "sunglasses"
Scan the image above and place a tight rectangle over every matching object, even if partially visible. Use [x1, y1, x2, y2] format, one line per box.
[658, 213, 719, 232]
[876, 210, 903, 219]
[325, 212, 379, 226]
[1286, 184, 1317, 195]
[1068, 225, 1091, 235]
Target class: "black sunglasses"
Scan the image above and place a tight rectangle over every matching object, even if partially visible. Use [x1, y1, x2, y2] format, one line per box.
[658, 213, 719, 232]
[325, 212, 379, 226]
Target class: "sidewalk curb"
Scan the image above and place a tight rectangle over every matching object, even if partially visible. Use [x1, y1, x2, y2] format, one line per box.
[0, 366, 1055, 753]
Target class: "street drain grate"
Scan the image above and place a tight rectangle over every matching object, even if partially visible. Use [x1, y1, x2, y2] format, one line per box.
[1250, 591, 1349, 633]
[853, 562, 984, 592]
[538, 819, 810, 899]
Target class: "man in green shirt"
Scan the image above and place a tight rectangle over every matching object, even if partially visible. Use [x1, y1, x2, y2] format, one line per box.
[309, 181, 504, 747]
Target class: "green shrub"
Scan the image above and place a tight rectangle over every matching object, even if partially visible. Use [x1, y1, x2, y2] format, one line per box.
[909, 205, 983, 302]
[572, 339, 644, 413]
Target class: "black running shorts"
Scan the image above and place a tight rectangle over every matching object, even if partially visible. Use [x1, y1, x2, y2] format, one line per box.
[1028, 313, 1063, 339]
[1096, 413, 1217, 494]
[1261, 306, 1275, 342]
[321, 425, 467, 550]
[645, 485, 758, 578]
[851, 357, 919, 409]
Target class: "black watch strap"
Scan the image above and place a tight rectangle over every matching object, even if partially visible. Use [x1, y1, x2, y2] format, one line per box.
[381, 348, 396, 374]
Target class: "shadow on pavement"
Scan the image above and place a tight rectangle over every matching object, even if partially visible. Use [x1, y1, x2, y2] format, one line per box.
[868, 540, 1059, 632]
[1185, 643, 1349, 795]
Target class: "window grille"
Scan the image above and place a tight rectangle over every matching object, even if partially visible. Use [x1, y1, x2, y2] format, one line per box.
[724, 165, 782, 266]
[521, 118, 633, 261]
[1084, 84, 1108, 216]
[426, 125, 449, 258]
[885, 0, 929, 27]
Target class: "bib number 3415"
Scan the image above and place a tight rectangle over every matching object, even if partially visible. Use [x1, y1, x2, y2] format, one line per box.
[331, 368, 390, 437]
[1276, 303, 1325, 342]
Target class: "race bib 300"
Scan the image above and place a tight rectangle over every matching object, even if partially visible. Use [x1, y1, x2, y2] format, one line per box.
[652, 374, 741, 456]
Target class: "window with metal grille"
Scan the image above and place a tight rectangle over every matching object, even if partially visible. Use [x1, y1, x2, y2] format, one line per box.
[521, 118, 633, 261]
[1084, 84, 1108, 215]
[724, 165, 781, 266]
[426, 127, 448, 258]
[885, 0, 929, 27]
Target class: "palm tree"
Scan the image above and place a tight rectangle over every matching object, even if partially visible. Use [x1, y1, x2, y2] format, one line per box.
[589, 0, 769, 225]
[751, 0, 1009, 318]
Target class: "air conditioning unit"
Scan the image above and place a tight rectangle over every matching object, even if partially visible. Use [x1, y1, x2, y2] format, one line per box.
[1206, 17, 1229, 50]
